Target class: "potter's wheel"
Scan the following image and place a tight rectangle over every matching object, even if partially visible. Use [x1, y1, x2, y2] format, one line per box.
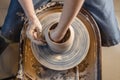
[31, 6, 90, 70]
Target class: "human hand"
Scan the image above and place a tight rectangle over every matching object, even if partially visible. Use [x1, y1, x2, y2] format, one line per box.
[49, 24, 68, 43]
[49, 29, 63, 43]
[26, 17, 46, 45]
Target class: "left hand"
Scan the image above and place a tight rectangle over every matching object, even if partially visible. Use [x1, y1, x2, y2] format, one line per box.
[26, 17, 46, 45]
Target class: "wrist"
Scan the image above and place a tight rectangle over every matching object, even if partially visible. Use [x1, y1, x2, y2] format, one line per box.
[28, 15, 39, 24]
[55, 25, 68, 37]
[28, 14, 38, 22]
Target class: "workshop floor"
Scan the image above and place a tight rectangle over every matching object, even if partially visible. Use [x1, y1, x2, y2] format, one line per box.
[0, 0, 120, 80]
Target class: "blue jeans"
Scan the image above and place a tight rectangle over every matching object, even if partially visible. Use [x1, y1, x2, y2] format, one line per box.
[83, 0, 120, 46]
[1, 0, 120, 46]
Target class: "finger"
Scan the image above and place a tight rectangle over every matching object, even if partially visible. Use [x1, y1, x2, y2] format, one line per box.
[26, 29, 35, 41]
[31, 39, 46, 45]
[26, 23, 45, 45]
[28, 31, 46, 45]
[33, 32, 46, 43]
[33, 32, 38, 39]
[26, 25, 36, 39]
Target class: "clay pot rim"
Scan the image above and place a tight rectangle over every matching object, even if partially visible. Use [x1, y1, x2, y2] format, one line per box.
[46, 24, 74, 46]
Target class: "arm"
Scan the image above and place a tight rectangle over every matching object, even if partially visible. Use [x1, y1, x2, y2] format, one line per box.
[50, 0, 85, 42]
[18, 0, 44, 45]
[18, 0, 36, 21]
[18, 0, 84, 44]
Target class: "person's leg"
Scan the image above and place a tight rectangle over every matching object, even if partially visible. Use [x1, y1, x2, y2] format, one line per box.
[33, 0, 51, 9]
[0, 0, 50, 54]
[0, 0, 24, 55]
[0, 0, 24, 79]
[1, 0, 24, 43]
[83, 0, 120, 46]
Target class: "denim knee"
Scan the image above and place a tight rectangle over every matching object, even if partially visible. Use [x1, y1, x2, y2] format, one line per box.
[83, 0, 120, 46]
[1, 0, 24, 42]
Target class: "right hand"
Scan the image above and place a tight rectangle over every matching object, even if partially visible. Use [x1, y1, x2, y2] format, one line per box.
[49, 29, 64, 43]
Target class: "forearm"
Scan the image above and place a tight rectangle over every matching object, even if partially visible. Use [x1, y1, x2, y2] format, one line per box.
[18, 0, 36, 21]
[52, 0, 85, 41]
[18, 0, 85, 43]
[18, 0, 44, 45]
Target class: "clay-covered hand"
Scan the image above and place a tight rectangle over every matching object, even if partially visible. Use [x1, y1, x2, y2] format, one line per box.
[49, 29, 64, 43]
[26, 17, 46, 45]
